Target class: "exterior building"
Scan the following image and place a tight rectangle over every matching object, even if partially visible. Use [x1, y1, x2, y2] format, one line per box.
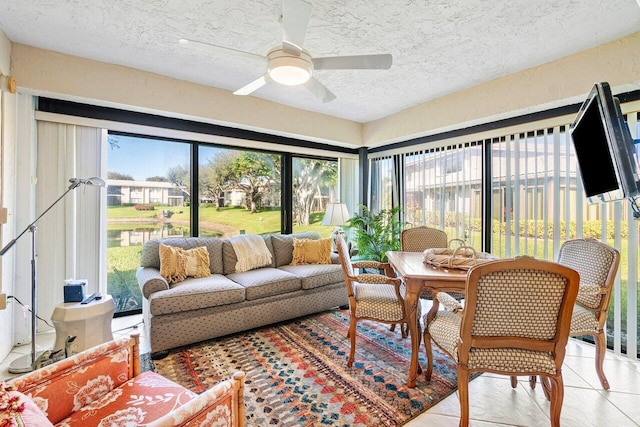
[107, 179, 185, 206]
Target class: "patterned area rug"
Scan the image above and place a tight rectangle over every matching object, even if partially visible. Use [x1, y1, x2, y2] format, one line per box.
[149, 309, 469, 426]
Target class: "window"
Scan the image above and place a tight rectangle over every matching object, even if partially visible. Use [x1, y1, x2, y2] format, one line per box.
[198, 145, 282, 237]
[291, 157, 338, 236]
[401, 143, 483, 249]
[106, 133, 191, 315]
[369, 109, 640, 358]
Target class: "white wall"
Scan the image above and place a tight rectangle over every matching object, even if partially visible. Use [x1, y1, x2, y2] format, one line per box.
[0, 28, 15, 362]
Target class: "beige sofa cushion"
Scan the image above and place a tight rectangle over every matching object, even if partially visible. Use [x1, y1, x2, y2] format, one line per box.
[226, 268, 301, 300]
[149, 274, 245, 316]
[140, 237, 224, 274]
[278, 264, 344, 290]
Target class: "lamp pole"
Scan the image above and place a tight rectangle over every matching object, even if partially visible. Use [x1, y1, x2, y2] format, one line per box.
[1, 177, 105, 373]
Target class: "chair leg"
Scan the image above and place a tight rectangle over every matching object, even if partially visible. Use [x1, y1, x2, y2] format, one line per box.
[540, 376, 551, 401]
[390, 323, 396, 332]
[529, 375, 537, 389]
[401, 322, 408, 338]
[347, 319, 357, 368]
[547, 374, 564, 427]
[423, 328, 433, 380]
[594, 331, 610, 389]
[458, 365, 471, 427]
[510, 376, 518, 388]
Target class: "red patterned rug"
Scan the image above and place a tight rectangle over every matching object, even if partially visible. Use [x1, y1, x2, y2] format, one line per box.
[150, 309, 469, 426]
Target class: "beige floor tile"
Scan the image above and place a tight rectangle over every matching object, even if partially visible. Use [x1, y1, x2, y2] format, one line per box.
[600, 390, 640, 425]
[525, 385, 637, 427]
[564, 355, 640, 393]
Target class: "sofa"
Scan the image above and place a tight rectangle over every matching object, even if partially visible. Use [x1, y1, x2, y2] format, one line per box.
[136, 231, 348, 356]
[3, 333, 245, 426]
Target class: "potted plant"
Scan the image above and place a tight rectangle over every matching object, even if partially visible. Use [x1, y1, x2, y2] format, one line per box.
[344, 205, 404, 262]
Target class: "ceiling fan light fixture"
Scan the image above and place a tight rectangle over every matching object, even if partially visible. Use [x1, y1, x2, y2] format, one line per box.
[267, 49, 312, 86]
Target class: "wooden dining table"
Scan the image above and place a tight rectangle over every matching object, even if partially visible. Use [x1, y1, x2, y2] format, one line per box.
[386, 250, 469, 388]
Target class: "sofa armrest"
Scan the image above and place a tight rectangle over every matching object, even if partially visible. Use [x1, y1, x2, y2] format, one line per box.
[148, 371, 245, 427]
[137, 266, 170, 299]
[8, 333, 140, 425]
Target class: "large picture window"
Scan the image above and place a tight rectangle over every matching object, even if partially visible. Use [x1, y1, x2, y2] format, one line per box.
[106, 134, 191, 315]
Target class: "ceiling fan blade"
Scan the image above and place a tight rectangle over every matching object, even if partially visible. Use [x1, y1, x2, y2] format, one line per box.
[313, 54, 393, 70]
[304, 76, 336, 103]
[233, 75, 272, 96]
[179, 38, 265, 63]
[282, 0, 312, 56]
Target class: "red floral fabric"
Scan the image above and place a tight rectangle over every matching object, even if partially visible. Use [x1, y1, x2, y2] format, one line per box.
[55, 371, 196, 426]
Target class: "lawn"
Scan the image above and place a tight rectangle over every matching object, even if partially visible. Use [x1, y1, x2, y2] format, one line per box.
[106, 205, 333, 313]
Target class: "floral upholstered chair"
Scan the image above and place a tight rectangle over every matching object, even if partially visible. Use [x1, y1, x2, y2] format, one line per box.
[2, 333, 245, 426]
[424, 256, 579, 427]
[336, 234, 419, 368]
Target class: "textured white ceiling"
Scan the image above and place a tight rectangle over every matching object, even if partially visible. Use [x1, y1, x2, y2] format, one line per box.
[0, 0, 639, 123]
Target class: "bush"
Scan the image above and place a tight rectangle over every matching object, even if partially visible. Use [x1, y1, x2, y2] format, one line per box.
[133, 204, 154, 211]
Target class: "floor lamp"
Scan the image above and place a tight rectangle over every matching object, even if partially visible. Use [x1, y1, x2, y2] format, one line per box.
[1, 177, 105, 374]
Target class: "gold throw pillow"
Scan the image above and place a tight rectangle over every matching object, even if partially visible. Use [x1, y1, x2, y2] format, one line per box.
[159, 244, 211, 284]
[291, 238, 333, 265]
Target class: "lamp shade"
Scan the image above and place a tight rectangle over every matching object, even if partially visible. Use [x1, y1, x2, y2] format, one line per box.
[321, 203, 351, 226]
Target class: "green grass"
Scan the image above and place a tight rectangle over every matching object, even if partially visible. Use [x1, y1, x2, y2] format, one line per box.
[106, 206, 333, 313]
[108, 205, 334, 236]
[107, 245, 143, 312]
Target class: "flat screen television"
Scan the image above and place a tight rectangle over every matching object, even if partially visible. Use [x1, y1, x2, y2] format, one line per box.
[570, 82, 640, 205]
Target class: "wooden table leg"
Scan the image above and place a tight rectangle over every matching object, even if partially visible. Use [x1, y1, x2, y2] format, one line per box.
[405, 278, 422, 388]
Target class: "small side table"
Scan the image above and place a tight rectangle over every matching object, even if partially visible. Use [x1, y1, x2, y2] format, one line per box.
[51, 295, 115, 354]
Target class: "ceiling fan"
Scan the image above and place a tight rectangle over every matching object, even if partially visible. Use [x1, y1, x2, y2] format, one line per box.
[179, 0, 392, 103]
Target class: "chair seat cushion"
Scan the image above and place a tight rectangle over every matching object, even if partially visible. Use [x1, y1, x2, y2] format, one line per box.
[428, 310, 462, 361]
[354, 283, 405, 322]
[429, 310, 557, 374]
[570, 304, 599, 335]
[468, 348, 557, 374]
[56, 371, 196, 426]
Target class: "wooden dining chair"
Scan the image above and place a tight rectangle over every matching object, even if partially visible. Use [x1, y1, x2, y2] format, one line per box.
[401, 226, 448, 252]
[401, 226, 465, 300]
[527, 238, 620, 392]
[424, 256, 579, 427]
[336, 234, 418, 367]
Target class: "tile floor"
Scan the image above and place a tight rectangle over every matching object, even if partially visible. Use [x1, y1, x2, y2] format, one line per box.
[2, 313, 639, 426]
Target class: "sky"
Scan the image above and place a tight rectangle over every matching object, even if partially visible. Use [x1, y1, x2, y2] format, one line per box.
[107, 134, 220, 181]
[108, 135, 189, 180]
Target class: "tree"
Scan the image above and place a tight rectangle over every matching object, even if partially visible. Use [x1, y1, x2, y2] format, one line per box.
[146, 176, 168, 182]
[108, 171, 134, 180]
[229, 152, 280, 213]
[199, 151, 237, 210]
[293, 159, 337, 226]
[166, 164, 190, 204]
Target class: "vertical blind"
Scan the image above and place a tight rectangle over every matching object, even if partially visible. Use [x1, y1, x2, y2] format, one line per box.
[369, 108, 640, 360]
